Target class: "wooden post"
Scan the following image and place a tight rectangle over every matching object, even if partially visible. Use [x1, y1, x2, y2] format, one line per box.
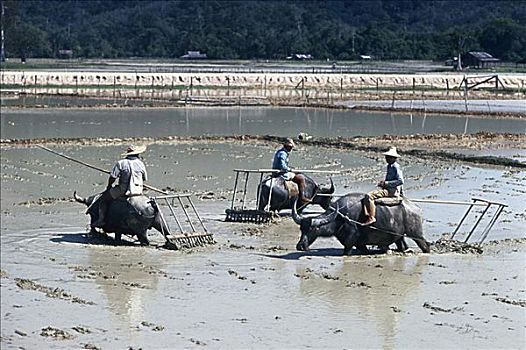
[464, 75, 468, 112]
[151, 76, 154, 101]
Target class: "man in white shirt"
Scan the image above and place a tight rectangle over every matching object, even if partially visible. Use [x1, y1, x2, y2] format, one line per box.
[92, 144, 148, 228]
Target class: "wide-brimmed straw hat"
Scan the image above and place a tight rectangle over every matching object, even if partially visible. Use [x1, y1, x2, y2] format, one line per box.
[283, 138, 295, 148]
[383, 146, 400, 158]
[122, 144, 147, 156]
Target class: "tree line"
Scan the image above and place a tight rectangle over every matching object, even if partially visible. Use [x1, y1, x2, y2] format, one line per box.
[2, 0, 525, 62]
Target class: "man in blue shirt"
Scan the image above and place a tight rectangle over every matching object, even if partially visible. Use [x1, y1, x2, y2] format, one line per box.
[363, 147, 404, 226]
[272, 138, 312, 205]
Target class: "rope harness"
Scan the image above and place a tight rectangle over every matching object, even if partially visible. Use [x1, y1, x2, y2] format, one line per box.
[330, 207, 421, 240]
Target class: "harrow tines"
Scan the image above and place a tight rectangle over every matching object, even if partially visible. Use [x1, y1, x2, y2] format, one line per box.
[165, 232, 215, 250]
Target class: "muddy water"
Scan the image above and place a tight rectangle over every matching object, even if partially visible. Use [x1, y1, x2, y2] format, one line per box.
[1, 109, 525, 349]
[2, 106, 526, 140]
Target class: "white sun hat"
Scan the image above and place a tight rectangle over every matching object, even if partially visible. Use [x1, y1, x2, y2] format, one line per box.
[122, 144, 147, 156]
[383, 146, 401, 158]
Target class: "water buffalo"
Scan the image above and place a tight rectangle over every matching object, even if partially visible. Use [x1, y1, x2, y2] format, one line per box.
[258, 175, 334, 212]
[292, 193, 430, 255]
[74, 191, 169, 245]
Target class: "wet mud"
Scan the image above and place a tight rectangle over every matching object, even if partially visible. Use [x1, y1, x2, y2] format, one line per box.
[2, 132, 525, 168]
[1, 117, 525, 348]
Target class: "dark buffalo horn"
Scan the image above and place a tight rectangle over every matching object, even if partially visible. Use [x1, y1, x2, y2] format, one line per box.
[312, 203, 339, 226]
[73, 191, 85, 204]
[328, 177, 335, 193]
[291, 198, 304, 225]
[320, 177, 335, 193]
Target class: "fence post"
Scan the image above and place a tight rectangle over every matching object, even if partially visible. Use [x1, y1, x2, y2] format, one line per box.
[464, 75, 468, 112]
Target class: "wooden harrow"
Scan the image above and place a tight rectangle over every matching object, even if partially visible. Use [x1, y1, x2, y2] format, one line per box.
[152, 194, 214, 249]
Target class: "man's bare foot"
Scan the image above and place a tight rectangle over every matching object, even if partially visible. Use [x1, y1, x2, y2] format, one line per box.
[363, 217, 376, 226]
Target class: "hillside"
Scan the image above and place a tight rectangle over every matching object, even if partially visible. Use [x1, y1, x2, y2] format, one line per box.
[2, 0, 525, 61]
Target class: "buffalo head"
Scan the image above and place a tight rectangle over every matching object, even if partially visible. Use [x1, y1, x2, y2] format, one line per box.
[292, 199, 339, 251]
[73, 191, 98, 206]
[313, 177, 335, 209]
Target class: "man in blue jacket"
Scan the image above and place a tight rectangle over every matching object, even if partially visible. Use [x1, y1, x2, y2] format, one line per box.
[363, 147, 404, 225]
[272, 138, 312, 205]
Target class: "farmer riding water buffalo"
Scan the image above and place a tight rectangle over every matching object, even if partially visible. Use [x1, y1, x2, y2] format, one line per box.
[292, 193, 430, 255]
[74, 191, 169, 245]
[258, 138, 335, 211]
[292, 147, 430, 255]
[74, 144, 167, 245]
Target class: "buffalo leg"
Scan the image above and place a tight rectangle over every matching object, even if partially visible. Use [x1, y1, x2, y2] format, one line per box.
[355, 243, 370, 255]
[395, 238, 408, 252]
[338, 232, 359, 256]
[114, 232, 122, 244]
[413, 238, 430, 253]
[137, 231, 149, 246]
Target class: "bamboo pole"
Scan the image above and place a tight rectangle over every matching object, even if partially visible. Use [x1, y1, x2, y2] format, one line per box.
[36, 145, 170, 195]
[257, 168, 341, 174]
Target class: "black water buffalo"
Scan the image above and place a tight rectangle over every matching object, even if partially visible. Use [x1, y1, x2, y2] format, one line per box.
[257, 175, 334, 212]
[74, 191, 169, 245]
[292, 192, 430, 255]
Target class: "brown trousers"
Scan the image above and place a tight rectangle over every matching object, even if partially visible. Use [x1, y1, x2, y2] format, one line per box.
[291, 174, 310, 202]
[363, 188, 397, 218]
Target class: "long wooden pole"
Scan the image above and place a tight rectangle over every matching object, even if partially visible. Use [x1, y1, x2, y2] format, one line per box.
[257, 168, 341, 174]
[36, 145, 169, 195]
[314, 192, 490, 206]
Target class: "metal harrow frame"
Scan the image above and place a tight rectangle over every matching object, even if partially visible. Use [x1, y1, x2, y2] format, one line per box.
[151, 194, 214, 249]
[225, 168, 340, 223]
[225, 169, 274, 223]
[448, 197, 508, 245]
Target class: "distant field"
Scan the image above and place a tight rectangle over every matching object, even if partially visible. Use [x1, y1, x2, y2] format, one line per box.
[2, 58, 524, 74]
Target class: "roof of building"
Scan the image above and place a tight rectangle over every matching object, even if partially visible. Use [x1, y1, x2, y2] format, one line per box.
[180, 51, 207, 59]
[467, 51, 500, 62]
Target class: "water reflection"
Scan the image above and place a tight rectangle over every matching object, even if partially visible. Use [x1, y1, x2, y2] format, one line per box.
[296, 255, 428, 349]
[2, 107, 525, 140]
[87, 246, 161, 331]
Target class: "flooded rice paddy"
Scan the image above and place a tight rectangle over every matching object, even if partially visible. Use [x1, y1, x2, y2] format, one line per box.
[1, 107, 525, 349]
[2, 106, 526, 140]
